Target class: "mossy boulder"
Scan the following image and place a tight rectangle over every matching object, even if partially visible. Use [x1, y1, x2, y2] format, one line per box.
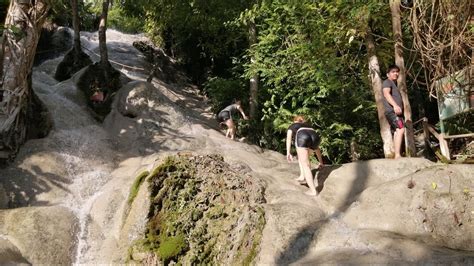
[128, 154, 266, 265]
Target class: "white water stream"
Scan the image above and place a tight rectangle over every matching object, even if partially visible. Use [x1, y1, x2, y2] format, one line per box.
[32, 29, 150, 264]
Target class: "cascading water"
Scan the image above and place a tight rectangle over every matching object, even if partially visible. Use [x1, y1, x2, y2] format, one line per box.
[30, 29, 150, 264]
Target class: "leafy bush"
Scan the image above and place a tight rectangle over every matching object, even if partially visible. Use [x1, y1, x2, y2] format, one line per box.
[108, 7, 144, 33]
[203, 77, 249, 115]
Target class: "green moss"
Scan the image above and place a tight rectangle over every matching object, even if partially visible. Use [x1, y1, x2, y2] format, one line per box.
[158, 233, 186, 262]
[128, 170, 149, 205]
[129, 154, 266, 265]
[242, 206, 266, 266]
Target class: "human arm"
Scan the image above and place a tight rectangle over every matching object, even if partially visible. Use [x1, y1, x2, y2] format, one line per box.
[286, 130, 293, 162]
[314, 148, 324, 169]
[383, 87, 402, 115]
[237, 105, 249, 120]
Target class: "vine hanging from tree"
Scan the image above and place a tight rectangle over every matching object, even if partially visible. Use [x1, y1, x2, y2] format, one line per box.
[409, 0, 473, 97]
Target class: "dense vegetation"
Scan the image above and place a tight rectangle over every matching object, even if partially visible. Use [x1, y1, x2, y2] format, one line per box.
[2, 0, 471, 163]
[115, 0, 438, 163]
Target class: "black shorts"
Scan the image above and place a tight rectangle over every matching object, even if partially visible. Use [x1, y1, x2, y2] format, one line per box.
[385, 111, 404, 131]
[296, 128, 321, 150]
[217, 110, 231, 123]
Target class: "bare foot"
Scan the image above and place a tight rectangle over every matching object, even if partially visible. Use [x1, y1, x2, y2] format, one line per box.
[294, 176, 304, 181]
[304, 190, 318, 196]
[297, 180, 307, 185]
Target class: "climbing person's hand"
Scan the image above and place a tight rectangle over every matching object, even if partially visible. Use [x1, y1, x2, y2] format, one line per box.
[317, 163, 324, 170]
[394, 105, 402, 115]
[286, 153, 293, 162]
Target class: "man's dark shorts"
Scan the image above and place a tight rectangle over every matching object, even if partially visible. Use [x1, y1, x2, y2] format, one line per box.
[385, 111, 405, 132]
[217, 110, 231, 123]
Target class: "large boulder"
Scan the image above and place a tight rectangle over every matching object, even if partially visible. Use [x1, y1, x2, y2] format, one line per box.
[318, 158, 435, 211]
[104, 81, 189, 154]
[0, 206, 78, 264]
[341, 163, 474, 251]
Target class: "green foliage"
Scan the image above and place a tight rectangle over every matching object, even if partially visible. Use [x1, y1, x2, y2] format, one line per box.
[8, 24, 25, 41]
[107, 6, 144, 33]
[128, 0, 251, 83]
[48, 0, 71, 26]
[204, 77, 249, 114]
[48, 0, 97, 31]
[136, 0, 392, 162]
[236, 0, 386, 162]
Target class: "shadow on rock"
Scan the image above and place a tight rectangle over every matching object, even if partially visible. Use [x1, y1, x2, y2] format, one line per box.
[0, 163, 71, 208]
[313, 165, 341, 193]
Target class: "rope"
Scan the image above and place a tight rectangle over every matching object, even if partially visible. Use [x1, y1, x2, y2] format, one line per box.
[81, 45, 146, 71]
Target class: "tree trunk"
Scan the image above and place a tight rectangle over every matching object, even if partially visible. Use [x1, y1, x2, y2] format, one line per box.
[71, 0, 81, 56]
[390, 0, 416, 156]
[366, 27, 394, 158]
[99, 0, 109, 68]
[249, 21, 258, 119]
[0, 0, 50, 159]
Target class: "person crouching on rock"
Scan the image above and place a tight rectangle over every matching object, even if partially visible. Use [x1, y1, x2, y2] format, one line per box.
[286, 115, 324, 196]
[217, 99, 249, 140]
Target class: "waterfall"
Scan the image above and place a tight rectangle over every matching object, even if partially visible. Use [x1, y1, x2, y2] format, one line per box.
[31, 29, 149, 264]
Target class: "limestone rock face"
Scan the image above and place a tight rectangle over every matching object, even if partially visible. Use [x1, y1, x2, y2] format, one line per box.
[318, 158, 434, 212]
[115, 81, 160, 118]
[342, 163, 474, 251]
[0, 206, 78, 265]
[104, 80, 190, 154]
[0, 238, 29, 264]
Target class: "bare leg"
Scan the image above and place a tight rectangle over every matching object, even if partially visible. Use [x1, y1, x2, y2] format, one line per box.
[296, 147, 317, 196]
[228, 119, 236, 140]
[224, 119, 234, 139]
[393, 127, 405, 159]
[295, 161, 304, 181]
[313, 147, 323, 188]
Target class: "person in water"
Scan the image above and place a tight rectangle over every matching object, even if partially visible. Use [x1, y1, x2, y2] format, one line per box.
[286, 115, 324, 196]
[217, 99, 249, 140]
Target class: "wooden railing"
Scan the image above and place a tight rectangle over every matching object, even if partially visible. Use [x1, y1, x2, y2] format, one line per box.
[414, 117, 474, 160]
